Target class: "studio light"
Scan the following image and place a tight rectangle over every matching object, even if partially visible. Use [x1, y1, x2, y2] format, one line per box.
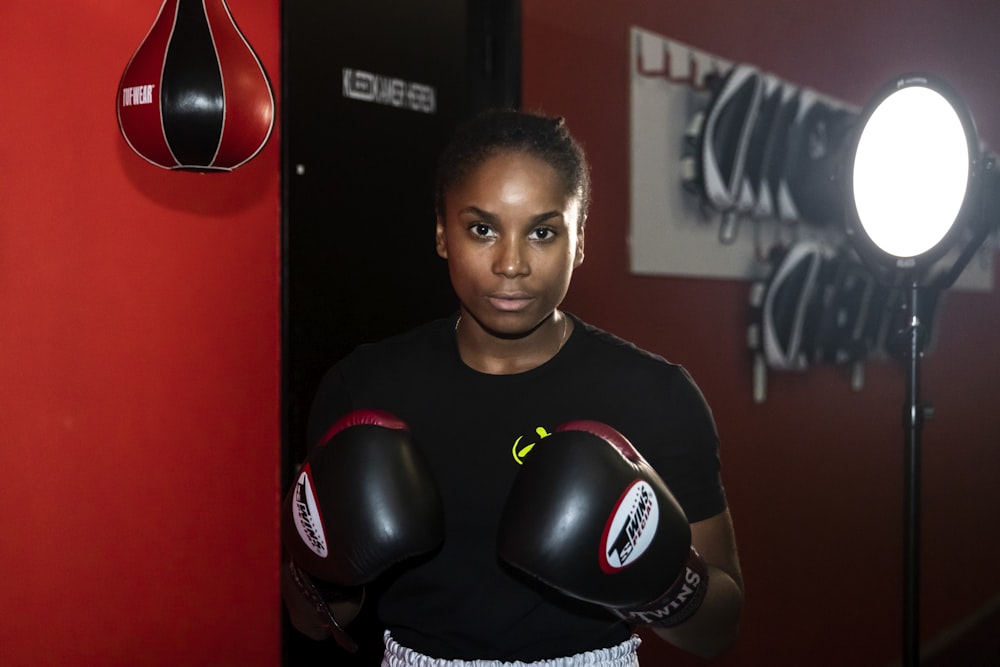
[847, 74, 989, 283]
[844, 74, 996, 667]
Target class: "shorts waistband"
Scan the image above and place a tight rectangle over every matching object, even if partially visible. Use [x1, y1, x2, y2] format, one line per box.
[381, 630, 641, 667]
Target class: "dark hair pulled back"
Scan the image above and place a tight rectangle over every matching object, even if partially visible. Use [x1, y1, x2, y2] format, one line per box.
[434, 109, 591, 225]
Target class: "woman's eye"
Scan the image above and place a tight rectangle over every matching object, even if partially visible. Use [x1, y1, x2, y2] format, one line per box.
[471, 223, 495, 238]
[530, 227, 555, 241]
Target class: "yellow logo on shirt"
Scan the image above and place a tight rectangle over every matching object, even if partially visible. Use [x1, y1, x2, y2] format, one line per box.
[512, 426, 552, 464]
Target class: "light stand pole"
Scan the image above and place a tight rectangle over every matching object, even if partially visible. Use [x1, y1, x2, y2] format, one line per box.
[902, 278, 925, 667]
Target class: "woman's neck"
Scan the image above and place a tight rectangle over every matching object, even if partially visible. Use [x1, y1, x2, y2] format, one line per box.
[455, 310, 572, 375]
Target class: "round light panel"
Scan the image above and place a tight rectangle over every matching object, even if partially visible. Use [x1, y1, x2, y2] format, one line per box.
[849, 75, 979, 269]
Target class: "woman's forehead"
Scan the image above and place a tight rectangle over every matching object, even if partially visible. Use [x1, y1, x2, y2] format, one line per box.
[449, 154, 575, 209]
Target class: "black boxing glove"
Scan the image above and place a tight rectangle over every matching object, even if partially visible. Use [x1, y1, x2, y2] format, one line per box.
[281, 409, 445, 647]
[498, 420, 708, 628]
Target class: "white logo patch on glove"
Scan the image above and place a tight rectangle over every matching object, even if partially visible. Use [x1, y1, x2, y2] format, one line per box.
[600, 480, 659, 572]
[292, 467, 329, 558]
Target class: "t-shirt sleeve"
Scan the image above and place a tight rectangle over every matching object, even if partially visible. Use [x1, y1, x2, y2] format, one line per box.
[304, 364, 355, 452]
[644, 366, 727, 524]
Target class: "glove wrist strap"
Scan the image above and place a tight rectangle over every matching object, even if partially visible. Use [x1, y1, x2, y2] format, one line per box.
[617, 545, 709, 628]
[287, 559, 364, 652]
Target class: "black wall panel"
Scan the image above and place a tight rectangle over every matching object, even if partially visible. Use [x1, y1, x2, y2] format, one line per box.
[281, 2, 520, 664]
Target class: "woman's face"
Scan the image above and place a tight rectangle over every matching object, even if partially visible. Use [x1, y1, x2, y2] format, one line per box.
[436, 150, 585, 338]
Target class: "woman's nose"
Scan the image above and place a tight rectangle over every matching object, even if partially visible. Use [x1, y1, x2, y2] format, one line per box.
[494, 237, 529, 278]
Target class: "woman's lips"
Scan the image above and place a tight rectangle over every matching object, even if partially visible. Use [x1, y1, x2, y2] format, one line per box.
[487, 294, 533, 312]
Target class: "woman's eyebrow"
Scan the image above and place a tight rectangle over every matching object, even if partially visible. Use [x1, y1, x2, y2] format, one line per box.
[458, 206, 564, 225]
[458, 206, 498, 223]
[532, 211, 564, 225]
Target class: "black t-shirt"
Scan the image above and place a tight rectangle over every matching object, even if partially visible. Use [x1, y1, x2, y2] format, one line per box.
[307, 314, 726, 661]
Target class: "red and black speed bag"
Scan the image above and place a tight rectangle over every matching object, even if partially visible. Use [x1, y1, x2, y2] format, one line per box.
[117, 0, 275, 171]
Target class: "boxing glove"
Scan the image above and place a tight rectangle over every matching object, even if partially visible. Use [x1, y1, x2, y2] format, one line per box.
[281, 409, 445, 646]
[498, 420, 708, 628]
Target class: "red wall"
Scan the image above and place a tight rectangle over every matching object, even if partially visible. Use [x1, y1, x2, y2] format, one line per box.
[0, 2, 281, 665]
[524, 1, 1000, 665]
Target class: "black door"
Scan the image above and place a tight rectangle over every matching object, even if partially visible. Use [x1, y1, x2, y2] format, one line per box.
[281, 2, 520, 664]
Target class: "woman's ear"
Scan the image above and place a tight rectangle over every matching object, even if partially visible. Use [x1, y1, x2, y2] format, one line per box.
[574, 222, 585, 268]
[435, 218, 448, 259]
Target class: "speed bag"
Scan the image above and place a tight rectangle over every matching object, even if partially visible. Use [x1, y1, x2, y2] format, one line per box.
[117, 0, 275, 171]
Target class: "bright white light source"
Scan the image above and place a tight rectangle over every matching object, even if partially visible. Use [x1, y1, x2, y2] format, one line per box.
[852, 85, 970, 259]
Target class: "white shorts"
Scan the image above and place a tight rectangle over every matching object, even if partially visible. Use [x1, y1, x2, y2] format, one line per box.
[381, 630, 642, 667]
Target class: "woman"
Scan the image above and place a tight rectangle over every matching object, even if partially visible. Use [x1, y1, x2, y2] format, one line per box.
[283, 109, 743, 665]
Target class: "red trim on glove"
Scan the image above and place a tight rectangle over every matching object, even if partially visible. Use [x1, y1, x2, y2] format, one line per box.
[318, 409, 409, 448]
[555, 420, 643, 463]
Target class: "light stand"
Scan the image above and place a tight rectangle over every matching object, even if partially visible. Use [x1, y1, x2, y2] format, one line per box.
[902, 277, 924, 667]
[845, 74, 991, 667]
